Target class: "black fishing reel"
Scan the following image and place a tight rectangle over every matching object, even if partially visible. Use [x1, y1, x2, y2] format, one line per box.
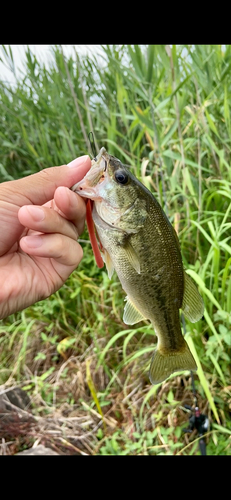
[183, 403, 209, 455]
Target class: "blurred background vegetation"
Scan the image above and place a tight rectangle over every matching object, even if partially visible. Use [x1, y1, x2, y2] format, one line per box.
[0, 44, 231, 455]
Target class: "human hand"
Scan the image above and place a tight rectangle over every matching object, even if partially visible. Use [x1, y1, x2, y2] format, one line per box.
[0, 155, 91, 319]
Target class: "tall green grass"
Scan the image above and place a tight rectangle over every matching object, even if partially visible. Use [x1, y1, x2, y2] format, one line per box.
[0, 45, 231, 455]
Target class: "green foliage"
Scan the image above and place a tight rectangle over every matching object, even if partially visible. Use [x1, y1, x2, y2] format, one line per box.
[1, 44, 231, 455]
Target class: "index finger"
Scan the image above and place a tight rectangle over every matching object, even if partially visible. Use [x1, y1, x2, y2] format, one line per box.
[53, 186, 87, 235]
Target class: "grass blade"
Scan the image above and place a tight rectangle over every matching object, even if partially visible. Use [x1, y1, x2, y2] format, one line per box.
[186, 334, 220, 423]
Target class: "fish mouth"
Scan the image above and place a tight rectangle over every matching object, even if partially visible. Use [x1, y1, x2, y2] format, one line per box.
[71, 147, 110, 199]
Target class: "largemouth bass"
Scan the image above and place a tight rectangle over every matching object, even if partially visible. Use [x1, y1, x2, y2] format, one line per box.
[72, 148, 204, 384]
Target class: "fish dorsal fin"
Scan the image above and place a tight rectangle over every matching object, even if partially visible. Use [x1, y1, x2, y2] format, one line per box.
[102, 248, 114, 279]
[181, 270, 204, 323]
[124, 241, 141, 274]
[123, 296, 147, 325]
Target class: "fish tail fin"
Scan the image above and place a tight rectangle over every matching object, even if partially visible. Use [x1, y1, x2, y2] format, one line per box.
[149, 340, 197, 385]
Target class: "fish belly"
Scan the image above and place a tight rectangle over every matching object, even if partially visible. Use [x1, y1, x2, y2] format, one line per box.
[94, 209, 197, 384]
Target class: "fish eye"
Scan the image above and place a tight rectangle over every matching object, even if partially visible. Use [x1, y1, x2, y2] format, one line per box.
[114, 170, 129, 185]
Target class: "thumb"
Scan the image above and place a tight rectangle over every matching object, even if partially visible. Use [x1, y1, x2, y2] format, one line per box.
[1, 155, 91, 206]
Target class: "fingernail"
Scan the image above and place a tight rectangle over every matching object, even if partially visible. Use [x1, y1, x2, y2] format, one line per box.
[26, 206, 45, 221]
[23, 236, 43, 248]
[67, 155, 89, 168]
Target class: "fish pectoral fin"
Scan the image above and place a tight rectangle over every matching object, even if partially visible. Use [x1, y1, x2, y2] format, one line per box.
[123, 296, 147, 325]
[123, 241, 141, 274]
[181, 271, 204, 323]
[149, 340, 197, 385]
[102, 249, 114, 279]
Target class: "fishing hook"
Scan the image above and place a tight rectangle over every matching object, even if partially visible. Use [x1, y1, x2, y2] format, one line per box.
[88, 131, 97, 160]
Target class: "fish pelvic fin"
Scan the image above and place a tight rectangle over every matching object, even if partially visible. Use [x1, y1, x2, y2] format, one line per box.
[123, 296, 147, 325]
[149, 340, 197, 385]
[102, 248, 114, 279]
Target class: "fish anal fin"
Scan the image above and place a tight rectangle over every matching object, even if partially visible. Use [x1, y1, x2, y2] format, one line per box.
[102, 249, 114, 279]
[149, 340, 197, 385]
[123, 296, 147, 325]
[182, 271, 204, 323]
[124, 241, 141, 274]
